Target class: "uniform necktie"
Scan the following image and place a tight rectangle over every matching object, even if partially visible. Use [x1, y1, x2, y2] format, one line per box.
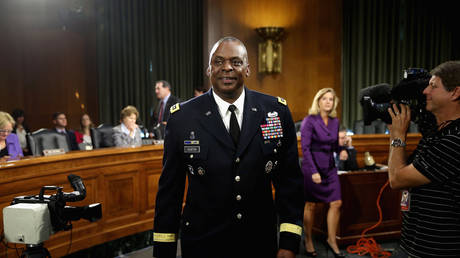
[157, 101, 164, 124]
[228, 104, 240, 146]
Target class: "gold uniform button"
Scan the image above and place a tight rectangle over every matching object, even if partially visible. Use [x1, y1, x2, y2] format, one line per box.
[190, 154, 194, 159]
[236, 195, 242, 201]
[273, 148, 277, 153]
[236, 213, 242, 219]
[185, 222, 190, 226]
[235, 157, 240, 163]
[235, 176, 241, 182]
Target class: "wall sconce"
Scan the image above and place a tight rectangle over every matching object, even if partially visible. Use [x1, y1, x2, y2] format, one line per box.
[255, 27, 285, 74]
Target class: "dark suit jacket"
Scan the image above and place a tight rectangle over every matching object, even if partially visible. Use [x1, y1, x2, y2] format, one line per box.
[152, 95, 180, 125]
[53, 128, 79, 151]
[337, 147, 359, 171]
[153, 88, 304, 258]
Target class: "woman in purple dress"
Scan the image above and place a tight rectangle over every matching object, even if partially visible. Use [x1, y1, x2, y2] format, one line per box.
[301, 88, 344, 257]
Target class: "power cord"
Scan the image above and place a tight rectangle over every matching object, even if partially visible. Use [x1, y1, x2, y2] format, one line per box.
[346, 180, 392, 258]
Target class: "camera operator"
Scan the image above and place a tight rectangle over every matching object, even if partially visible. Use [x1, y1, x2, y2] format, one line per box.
[387, 61, 460, 258]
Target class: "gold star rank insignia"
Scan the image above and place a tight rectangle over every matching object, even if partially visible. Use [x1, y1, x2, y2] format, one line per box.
[277, 97, 287, 106]
[170, 103, 180, 114]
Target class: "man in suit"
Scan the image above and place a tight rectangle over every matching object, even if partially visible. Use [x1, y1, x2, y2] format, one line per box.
[151, 80, 179, 139]
[52, 112, 79, 151]
[335, 126, 359, 171]
[153, 37, 304, 258]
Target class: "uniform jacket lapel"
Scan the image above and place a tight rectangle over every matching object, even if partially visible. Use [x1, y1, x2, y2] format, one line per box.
[236, 88, 264, 157]
[197, 90, 236, 150]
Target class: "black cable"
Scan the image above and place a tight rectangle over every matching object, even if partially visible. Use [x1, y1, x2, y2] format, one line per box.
[66, 224, 73, 255]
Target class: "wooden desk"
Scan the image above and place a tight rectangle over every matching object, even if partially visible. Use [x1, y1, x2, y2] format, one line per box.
[312, 170, 402, 246]
[0, 145, 164, 258]
[0, 133, 421, 257]
[297, 133, 422, 167]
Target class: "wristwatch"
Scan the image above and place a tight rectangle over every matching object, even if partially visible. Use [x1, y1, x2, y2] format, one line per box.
[390, 138, 406, 147]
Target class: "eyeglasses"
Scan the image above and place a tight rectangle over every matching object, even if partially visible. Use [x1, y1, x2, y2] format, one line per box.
[0, 129, 12, 134]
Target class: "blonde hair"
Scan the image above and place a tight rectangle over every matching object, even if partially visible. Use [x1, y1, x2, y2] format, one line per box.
[120, 105, 139, 121]
[0, 111, 15, 129]
[308, 88, 339, 117]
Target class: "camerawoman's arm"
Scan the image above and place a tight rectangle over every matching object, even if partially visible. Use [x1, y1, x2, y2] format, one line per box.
[387, 104, 430, 189]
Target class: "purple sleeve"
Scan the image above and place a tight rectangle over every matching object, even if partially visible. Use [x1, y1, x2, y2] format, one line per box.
[333, 118, 340, 153]
[300, 116, 317, 174]
[6, 133, 23, 159]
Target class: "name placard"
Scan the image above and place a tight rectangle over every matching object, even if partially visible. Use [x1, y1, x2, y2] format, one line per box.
[43, 148, 66, 156]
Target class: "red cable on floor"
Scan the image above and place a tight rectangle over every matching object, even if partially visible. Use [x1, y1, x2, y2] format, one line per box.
[346, 180, 392, 258]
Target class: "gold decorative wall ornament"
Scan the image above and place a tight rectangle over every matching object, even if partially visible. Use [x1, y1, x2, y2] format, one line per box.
[255, 27, 284, 74]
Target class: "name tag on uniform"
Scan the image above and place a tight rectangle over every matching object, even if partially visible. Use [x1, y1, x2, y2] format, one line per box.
[184, 146, 200, 153]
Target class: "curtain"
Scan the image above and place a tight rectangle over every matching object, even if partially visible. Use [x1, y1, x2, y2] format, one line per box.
[96, 0, 203, 127]
[342, 0, 458, 130]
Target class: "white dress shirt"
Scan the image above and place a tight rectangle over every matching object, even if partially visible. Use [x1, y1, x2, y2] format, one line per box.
[213, 89, 245, 131]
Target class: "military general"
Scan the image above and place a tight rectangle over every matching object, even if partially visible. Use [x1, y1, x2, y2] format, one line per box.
[153, 37, 304, 258]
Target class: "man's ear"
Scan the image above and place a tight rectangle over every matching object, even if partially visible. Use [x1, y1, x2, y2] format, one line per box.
[245, 65, 250, 77]
[206, 66, 211, 77]
[452, 86, 460, 101]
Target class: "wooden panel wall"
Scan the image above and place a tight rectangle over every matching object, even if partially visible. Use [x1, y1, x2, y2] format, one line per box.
[0, 145, 163, 258]
[0, 0, 98, 130]
[204, 0, 342, 122]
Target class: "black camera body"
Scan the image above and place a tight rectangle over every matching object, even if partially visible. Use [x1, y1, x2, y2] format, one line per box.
[359, 68, 437, 136]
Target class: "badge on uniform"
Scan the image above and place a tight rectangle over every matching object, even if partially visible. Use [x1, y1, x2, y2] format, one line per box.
[265, 160, 273, 173]
[260, 112, 284, 140]
[400, 190, 410, 211]
[184, 131, 200, 153]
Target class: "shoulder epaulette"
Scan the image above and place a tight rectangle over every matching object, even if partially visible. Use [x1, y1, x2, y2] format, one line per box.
[277, 97, 287, 106]
[170, 103, 180, 114]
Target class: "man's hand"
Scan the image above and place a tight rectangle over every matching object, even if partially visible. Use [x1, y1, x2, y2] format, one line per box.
[388, 103, 411, 140]
[312, 173, 321, 184]
[345, 136, 352, 147]
[339, 149, 349, 161]
[277, 248, 295, 258]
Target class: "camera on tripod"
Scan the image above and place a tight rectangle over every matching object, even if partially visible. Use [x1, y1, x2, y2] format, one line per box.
[2, 174, 102, 257]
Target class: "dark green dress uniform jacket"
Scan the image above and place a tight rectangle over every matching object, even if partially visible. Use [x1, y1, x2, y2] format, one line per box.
[153, 88, 304, 258]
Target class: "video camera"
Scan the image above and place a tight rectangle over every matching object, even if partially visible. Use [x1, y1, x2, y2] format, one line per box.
[2, 174, 101, 257]
[359, 68, 437, 136]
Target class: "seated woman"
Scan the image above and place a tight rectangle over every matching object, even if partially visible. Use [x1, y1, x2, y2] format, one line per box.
[75, 113, 94, 150]
[0, 111, 23, 161]
[113, 105, 142, 147]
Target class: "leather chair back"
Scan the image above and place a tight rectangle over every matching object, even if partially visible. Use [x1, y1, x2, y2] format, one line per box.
[91, 124, 114, 149]
[27, 129, 70, 156]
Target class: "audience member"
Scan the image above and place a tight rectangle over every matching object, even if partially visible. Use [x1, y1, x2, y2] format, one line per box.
[151, 80, 179, 138]
[300, 88, 344, 257]
[387, 61, 460, 257]
[74, 113, 94, 150]
[52, 112, 79, 151]
[194, 87, 205, 97]
[0, 111, 23, 161]
[113, 105, 142, 147]
[335, 125, 358, 171]
[11, 108, 30, 155]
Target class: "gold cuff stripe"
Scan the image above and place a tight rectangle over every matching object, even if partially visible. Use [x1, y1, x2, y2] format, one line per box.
[153, 233, 176, 242]
[280, 223, 302, 236]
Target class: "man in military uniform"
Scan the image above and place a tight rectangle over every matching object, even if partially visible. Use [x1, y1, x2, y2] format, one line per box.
[153, 37, 304, 258]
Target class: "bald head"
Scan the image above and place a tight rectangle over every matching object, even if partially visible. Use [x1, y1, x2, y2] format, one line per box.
[208, 37, 248, 67]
